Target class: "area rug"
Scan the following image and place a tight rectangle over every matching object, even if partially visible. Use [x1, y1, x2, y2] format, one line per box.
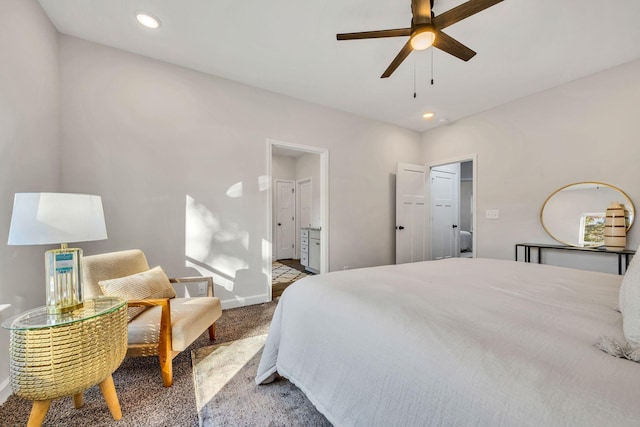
[192, 334, 331, 427]
[272, 261, 308, 284]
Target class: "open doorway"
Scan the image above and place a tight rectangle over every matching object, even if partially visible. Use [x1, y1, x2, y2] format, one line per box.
[428, 155, 476, 260]
[267, 140, 329, 299]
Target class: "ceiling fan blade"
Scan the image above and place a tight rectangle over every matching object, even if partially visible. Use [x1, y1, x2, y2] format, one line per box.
[337, 28, 411, 40]
[433, 31, 476, 61]
[432, 0, 504, 30]
[411, 0, 432, 24]
[381, 40, 414, 78]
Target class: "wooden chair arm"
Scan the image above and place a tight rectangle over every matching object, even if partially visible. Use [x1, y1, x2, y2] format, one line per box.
[126, 298, 172, 376]
[127, 298, 170, 308]
[169, 276, 215, 297]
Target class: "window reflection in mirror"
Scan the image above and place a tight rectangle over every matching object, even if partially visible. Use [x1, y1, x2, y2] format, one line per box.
[540, 182, 634, 247]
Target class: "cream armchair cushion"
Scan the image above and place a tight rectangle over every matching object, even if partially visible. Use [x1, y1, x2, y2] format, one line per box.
[128, 298, 218, 351]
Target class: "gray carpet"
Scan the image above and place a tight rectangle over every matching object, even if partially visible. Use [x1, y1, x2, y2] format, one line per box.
[192, 334, 330, 427]
[0, 298, 322, 426]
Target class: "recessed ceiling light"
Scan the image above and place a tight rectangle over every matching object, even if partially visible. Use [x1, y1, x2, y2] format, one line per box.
[422, 112, 435, 120]
[136, 12, 161, 29]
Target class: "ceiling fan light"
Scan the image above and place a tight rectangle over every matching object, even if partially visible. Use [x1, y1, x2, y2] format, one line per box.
[411, 30, 435, 50]
[422, 112, 435, 119]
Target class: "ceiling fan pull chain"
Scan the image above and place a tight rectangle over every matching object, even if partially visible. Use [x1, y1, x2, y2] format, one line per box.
[430, 47, 435, 85]
[413, 56, 417, 98]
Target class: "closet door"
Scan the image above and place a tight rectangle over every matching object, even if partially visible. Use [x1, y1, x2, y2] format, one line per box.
[275, 180, 295, 259]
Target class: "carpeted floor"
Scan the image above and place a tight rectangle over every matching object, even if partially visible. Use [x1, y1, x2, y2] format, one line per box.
[0, 299, 288, 426]
[192, 335, 330, 426]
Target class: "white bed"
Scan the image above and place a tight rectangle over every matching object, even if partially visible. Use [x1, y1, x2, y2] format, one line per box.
[256, 258, 640, 426]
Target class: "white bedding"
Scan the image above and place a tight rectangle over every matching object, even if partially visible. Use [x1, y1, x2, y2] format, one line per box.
[256, 258, 640, 427]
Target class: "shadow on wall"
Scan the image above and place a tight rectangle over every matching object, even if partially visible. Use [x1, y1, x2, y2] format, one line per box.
[184, 194, 268, 306]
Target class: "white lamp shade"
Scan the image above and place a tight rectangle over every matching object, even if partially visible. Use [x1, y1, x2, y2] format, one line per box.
[7, 192, 108, 245]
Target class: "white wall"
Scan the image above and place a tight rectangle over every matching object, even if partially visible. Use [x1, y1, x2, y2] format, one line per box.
[272, 155, 296, 181]
[0, 0, 60, 404]
[460, 180, 473, 232]
[422, 59, 640, 273]
[58, 36, 423, 307]
[296, 153, 321, 228]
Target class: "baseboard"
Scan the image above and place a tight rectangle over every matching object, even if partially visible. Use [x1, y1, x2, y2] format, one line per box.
[0, 376, 11, 405]
[221, 294, 270, 310]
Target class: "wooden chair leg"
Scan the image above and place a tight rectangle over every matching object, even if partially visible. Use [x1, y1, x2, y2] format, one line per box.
[27, 400, 51, 427]
[98, 375, 122, 421]
[72, 393, 83, 408]
[159, 352, 173, 387]
[208, 323, 216, 341]
[156, 298, 173, 387]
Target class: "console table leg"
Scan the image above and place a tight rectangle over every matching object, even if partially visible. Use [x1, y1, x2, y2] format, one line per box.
[27, 400, 51, 427]
[99, 374, 122, 421]
[619, 255, 623, 275]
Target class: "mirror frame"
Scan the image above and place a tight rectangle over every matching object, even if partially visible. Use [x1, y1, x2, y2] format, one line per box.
[540, 181, 635, 247]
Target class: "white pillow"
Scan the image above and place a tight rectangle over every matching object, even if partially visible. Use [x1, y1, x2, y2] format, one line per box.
[619, 247, 640, 348]
[99, 266, 176, 321]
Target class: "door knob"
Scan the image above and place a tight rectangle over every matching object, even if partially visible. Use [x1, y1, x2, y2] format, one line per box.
[278, 223, 281, 226]
[452, 224, 458, 228]
[397, 226, 405, 230]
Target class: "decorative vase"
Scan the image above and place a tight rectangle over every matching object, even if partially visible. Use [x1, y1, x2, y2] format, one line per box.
[604, 202, 627, 252]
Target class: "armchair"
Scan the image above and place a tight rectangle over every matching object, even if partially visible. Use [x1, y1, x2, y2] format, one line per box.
[81, 249, 222, 387]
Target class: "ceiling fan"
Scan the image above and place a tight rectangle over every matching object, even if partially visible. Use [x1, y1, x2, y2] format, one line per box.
[337, 0, 504, 78]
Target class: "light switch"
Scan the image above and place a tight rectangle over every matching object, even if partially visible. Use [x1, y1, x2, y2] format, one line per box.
[486, 209, 500, 219]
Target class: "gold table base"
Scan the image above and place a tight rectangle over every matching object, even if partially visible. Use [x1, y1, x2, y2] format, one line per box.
[7, 300, 127, 426]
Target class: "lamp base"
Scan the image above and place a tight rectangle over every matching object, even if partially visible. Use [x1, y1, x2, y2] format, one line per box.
[48, 301, 84, 315]
[45, 247, 84, 315]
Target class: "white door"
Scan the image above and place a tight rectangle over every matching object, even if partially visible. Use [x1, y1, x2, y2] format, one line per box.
[275, 180, 295, 259]
[396, 163, 428, 264]
[430, 164, 460, 260]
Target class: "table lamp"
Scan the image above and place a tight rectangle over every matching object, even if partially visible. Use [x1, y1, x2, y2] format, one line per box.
[7, 192, 108, 314]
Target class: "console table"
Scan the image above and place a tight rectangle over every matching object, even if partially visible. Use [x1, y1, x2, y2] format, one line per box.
[515, 243, 635, 275]
[2, 296, 127, 426]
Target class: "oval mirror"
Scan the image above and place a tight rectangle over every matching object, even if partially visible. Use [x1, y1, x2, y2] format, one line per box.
[540, 182, 635, 247]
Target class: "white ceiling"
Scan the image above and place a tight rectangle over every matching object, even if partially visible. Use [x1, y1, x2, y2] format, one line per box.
[38, 0, 640, 132]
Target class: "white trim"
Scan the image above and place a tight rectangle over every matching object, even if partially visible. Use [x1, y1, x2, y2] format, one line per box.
[427, 154, 478, 259]
[220, 294, 270, 310]
[267, 139, 329, 303]
[0, 377, 11, 405]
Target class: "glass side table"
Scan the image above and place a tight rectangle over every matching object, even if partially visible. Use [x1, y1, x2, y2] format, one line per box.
[2, 297, 128, 427]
